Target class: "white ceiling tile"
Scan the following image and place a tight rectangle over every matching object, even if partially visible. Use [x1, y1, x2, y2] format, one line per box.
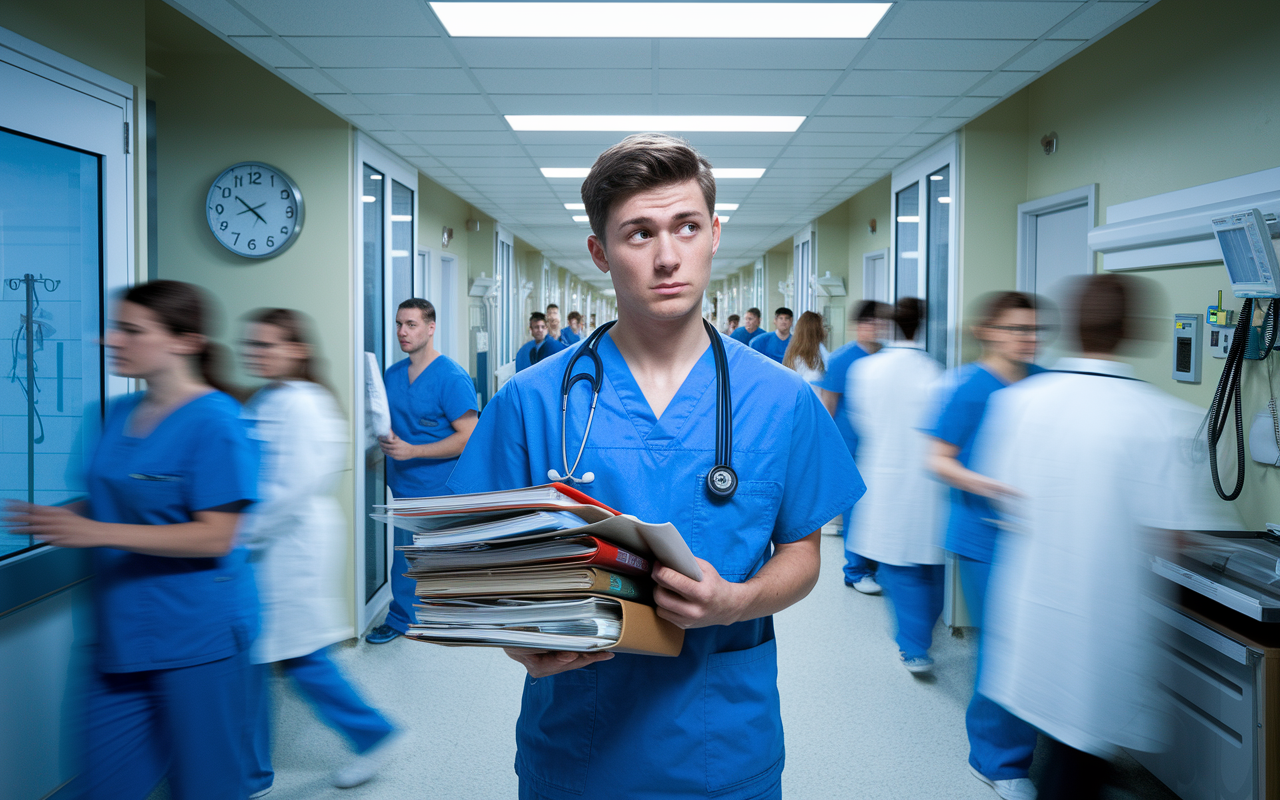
[388, 115, 509, 131]
[835, 70, 987, 96]
[424, 151, 530, 162]
[229, 36, 308, 68]
[915, 118, 962, 134]
[1004, 40, 1085, 72]
[878, 1, 1081, 40]
[405, 156, 440, 170]
[655, 95, 821, 116]
[782, 145, 885, 159]
[166, 0, 265, 35]
[312, 93, 372, 115]
[276, 68, 343, 93]
[896, 132, 944, 148]
[374, 131, 414, 145]
[391, 144, 430, 157]
[358, 95, 492, 114]
[452, 39, 652, 69]
[234, 0, 438, 36]
[1051, 2, 1144, 40]
[942, 96, 1001, 118]
[791, 131, 904, 147]
[687, 145, 788, 159]
[804, 116, 926, 133]
[514, 132, 643, 147]
[658, 39, 864, 70]
[868, 158, 901, 170]
[324, 68, 474, 94]
[344, 114, 394, 130]
[283, 37, 458, 68]
[490, 94, 651, 115]
[971, 71, 1038, 96]
[473, 69, 652, 95]
[820, 95, 952, 116]
[522, 144, 643, 159]
[882, 145, 925, 159]
[406, 130, 518, 145]
[858, 39, 1030, 71]
[658, 69, 842, 96]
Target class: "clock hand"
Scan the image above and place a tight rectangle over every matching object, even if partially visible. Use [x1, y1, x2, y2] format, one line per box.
[235, 196, 268, 225]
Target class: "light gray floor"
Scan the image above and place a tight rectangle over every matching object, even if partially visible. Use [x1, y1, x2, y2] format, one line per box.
[162, 533, 1181, 800]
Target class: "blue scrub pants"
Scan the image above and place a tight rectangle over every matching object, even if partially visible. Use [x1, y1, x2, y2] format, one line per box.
[841, 510, 878, 582]
[957, 556, 1038, 781]
[518, 778, 783, 800]
[877, 563, 944, 660]
[384, 526, 416, 633]
[249, 646, 395, 792]
[80, 649, 254, 800]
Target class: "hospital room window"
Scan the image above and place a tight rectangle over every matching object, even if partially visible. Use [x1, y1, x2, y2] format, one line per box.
[360, 162, 388, 602]
[0, 128, 104, 560]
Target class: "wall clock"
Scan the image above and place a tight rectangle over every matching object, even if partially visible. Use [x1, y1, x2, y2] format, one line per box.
[205, 162, 304, 259]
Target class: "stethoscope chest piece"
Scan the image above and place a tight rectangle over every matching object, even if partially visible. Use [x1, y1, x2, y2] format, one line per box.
[706, 464, 738, 499]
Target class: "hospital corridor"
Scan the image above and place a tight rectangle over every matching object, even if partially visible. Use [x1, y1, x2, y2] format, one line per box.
[3, 1, 1280, 799]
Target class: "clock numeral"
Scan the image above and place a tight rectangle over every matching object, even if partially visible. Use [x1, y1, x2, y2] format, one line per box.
[280, 190, 289, 200]
[215, 203, 224, 215]
[220, 221, 228, 231]
[249, 171, 262, 185]
[280, 226, 289, 235]
[248, 239, 257, 251]
[234, 175, 243, 187]
[270, 175, 276, 187]
[285, 207, 294, 219]
[221, 187, 230, 199]
[231, 232, 240, 245]
[266, 236, 275, 248]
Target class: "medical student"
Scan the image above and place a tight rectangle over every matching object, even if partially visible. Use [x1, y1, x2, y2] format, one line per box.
[731, 306, 767, 345]
[725, 313, 740, 335]
[750, 307, 793, 363]
[923, 292, 1042, 800]
[977, 275, 1178, 800]
[239, 309, 396, 792]
[817, 300, 888, 594]
[447, 133, 863, 800]
[366, 298, 479, 644]
[846, 297, 946, 674]
[563, 310, 584, 344]
[782, 310, 829, 391]
[546, 303, 569, 346]
[515, 311, 567, 372]
[5, 280, 258, 800]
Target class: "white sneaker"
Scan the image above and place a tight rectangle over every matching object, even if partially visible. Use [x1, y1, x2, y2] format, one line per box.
[850, 576, 882, 595]
[969, 764, 1037, 800]
[331, 732, 397, 789]
[900, 653, 934, 675]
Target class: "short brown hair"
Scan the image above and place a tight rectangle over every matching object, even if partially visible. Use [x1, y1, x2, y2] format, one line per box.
[1074, 274, 1129, 354]
[581, 133, 716, 242]
[976, 291, 1035, 328]
[895, 297, 925, 341]
[398, 297, 436, 323]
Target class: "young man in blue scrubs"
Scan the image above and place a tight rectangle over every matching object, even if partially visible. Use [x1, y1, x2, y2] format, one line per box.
[924, 292, 1042, 800]
[515, 311, 567, 372]
[563, 310, 584, 344]
[817, 300, 888, 594]
[750, 307, 793, 363]
[730, 306, 766, 345]
[447, 133, 863, 800]
[366, 298, 479, 644]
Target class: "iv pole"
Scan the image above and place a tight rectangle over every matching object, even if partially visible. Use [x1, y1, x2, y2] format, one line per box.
[7, 273, 60, 504]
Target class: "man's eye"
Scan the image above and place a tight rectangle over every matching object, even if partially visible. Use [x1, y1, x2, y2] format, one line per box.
[629, 229, 651, 241]
[681, 223, 698, 234]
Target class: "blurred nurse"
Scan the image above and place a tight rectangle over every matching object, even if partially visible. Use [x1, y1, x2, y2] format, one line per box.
[240, 309, 396, 793]
[5, 280, 259, 799]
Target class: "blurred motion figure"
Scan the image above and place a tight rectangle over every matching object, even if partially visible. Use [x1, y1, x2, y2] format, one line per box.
[783, 310, 829, 391]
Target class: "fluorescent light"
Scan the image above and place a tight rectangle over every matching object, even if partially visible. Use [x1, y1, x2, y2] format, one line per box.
[572, 215, 590, 223]
[564, 203, 586, 210]
[713, 169, 765, 179]
[929, 175, 943, 181]
[715, 203, 739, 211]
[430, 3, 891, 38]
[361, 195, 378, 203]
[937, 197, 952, 204]
[508, 115, 804, 132]
[896, 215, 919, 223]
[391, 214, 413, 222]
[542, 168, 591, 178]
[546, 167, 764, 180]
[369, 175, 383, 180]
[901, 251, 919, 259]
[719, 216, 731, 223]
[391, 250, 411, 257]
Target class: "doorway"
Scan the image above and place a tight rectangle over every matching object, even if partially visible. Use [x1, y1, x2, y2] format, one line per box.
[1017, 185, 1098, 365]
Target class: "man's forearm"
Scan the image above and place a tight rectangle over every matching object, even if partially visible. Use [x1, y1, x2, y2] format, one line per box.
[410, 431, 470, 460]
[733, 532, 821, 622]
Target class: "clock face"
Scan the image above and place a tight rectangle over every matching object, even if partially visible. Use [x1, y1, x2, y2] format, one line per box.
[206, 162, 304, 259]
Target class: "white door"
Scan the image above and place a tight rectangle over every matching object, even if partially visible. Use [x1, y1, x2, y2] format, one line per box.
[1018, 187, 1096, 366]
[862, 248, 890, 304]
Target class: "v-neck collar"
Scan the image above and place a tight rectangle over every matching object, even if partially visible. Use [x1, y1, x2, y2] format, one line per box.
[598, 332, 716, 447]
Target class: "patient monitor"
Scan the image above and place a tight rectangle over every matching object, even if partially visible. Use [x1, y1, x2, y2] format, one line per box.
[1212, 207, 1280, 298]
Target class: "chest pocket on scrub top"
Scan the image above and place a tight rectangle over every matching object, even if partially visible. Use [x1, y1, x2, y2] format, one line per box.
[690, 479, 782, 581]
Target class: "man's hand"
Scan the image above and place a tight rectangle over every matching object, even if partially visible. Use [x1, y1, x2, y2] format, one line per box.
[3, 501, 101, 548]
[652, 557, 748, 629]
[378, 431, 420, 461]
[504, 648, 614, 678]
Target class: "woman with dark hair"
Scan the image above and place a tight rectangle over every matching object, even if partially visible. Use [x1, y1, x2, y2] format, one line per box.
[5, 280, 259, 799]
[782, 310, 829, 391]
[239, 309, 395, 793]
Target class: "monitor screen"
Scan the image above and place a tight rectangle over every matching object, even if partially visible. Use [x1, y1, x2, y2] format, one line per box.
[1218, 226, 1263, 285]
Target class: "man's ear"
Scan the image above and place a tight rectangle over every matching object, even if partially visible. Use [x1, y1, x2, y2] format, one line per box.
[587, 235, 610, 275]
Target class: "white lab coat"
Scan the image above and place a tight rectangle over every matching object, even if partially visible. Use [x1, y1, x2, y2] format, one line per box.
[976, 358, 1177, 757]
[242, 381, 350, 664]
[845, 343, 945, 566]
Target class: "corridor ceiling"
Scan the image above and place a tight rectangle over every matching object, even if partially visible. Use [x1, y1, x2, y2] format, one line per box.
[163, 0, 1157, 287]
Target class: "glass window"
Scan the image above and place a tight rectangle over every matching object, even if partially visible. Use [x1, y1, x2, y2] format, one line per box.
[361, 164, 387, 602]
[1, 128, 103, 560]
[390, 179, 413, 366]
[925, 166, 951, 364]
[895, 182, 920, 304]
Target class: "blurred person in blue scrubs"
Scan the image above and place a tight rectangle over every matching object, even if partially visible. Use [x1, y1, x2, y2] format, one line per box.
[547, 303, 573, 347]
[239, 309, 396, 793]
[750, 307, 793, 363]
[782, 310, 829, 392]
[563, 310, 584, 344]
[447, 133, 863, 800]
[731, 306, 766, 345]
[977, 275, 1176, 800]
[515, 311, 567, 372]
[5, 280, 258, 800]
[924, 292, 1043, 800]
[846, 297, 946, 675]
[817, 300, 889, 593]
[366, 298, 479, 644]
[724, 313, 740, 335]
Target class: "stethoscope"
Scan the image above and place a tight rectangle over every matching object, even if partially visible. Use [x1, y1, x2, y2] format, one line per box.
[547, 318, 738, 500]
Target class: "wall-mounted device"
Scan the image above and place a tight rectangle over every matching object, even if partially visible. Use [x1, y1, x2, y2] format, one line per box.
[1207, 324, 1235, 358]
[1211, 208, 1280, 299]
[1173, 314, 1202, 383]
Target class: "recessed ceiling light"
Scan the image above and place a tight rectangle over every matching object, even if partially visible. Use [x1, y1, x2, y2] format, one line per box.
[572, 215, 590, 223]
[542, 168, 591, 178]
[719, 216, 731, 223]
[508, 115, 804, 132]
[361, 195, 378, 203]
[937, 197, 952, 204]
[929, 175, 944, 181]
[564, 203, 586, 210]
[430, 3, 891, 38]
[544, 167, 765, 180]
[715, 204, 739, 211]
[714, 169, 766, 179]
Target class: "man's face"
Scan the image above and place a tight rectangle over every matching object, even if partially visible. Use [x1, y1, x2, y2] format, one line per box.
[775, 314, 793, 337]
[587, 179, 719, 324]
[569, 317, 581, 332]
[396, 308, 434, 353]
[546, 308, 561, 331]
[530, 319, 547, 343]
[745, 312, 760, 331]
[855, 318, 883, 346]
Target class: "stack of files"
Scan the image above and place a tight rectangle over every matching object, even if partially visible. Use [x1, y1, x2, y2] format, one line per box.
[374, 484, 699, 656]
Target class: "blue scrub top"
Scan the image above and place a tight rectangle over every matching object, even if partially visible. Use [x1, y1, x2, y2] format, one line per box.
[557, 328, 580, 346]
[750, 331, 791, 363]
[815, 341, 871, 457]
[923, 362, 1043, 563]
[730, 326, 766, 345]
[448, 332, 864, 800]
[515, 337, 567, 372]
[385, 355, 479, 498]
[88, 391, 259, 673]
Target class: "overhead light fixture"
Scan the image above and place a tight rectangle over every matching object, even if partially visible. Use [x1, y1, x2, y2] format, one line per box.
[937, 197, 952, 204]
[361, 195, 378, 203]
[508, 115, 804, 132]
[545, 167, 765, 179]
[896, 215, 919, 223]
[564, 203, 586, 210]
[572, 215, 590, 223]
[719, 216, 731, 223]
[369, 175, 383, 180]
[929, 175, 943, 181]
[430, 3, 891, 38]
[542, 168, 591, 178]
[391, 214, 413, 222]
[715, 204, 739, 211]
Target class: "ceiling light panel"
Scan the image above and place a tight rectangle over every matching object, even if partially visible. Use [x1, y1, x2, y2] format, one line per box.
[430, 3, 891, 39]
[657, 39, 866, 70]
[509, 116, 805, 133]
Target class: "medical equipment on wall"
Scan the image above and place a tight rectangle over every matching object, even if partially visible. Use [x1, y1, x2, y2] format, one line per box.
[1172, 313, 1202, 383]
[1207, 208, 1280, 501]
[548, 319, 739, 500]
[6, 273, 60, 504]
